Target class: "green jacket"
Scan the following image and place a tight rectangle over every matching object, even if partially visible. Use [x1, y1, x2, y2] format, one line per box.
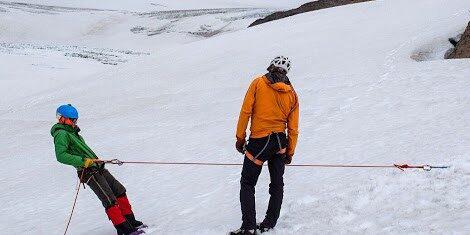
[51, 123, 98, 169]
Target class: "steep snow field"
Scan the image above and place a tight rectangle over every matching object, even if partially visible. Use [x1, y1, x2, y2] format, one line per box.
[1, 0, 470, 234]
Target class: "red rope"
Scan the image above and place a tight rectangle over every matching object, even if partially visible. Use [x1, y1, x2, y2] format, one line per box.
[63, 169, 85, 235]
[120, 161, 243, 166]
[121, 161, 396, 168]
[60, 161, 446, 234]
[291, 164, 396, 168]
[98, 159, 446, 171]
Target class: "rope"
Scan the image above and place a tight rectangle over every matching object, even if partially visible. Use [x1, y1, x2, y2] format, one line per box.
[97, 159, 449, 171]
[63, 169, 86, 235]
[115, 161, 242, 166]
[60, 160, 447, 234]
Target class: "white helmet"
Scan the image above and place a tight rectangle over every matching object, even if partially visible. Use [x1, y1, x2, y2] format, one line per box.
[270, 56, 292, 74]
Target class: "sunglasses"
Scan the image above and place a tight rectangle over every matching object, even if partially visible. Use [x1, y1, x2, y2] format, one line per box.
[56, 113, 78, 124]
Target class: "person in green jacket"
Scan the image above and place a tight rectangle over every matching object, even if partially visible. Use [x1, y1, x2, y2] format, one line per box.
[51, 104, 145, 235]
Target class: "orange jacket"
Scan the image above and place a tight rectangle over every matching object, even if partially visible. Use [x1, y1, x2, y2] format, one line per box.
[236, 75, 299, 156]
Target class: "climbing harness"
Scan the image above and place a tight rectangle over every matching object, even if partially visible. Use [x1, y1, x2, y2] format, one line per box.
[244, 132, 287, 166]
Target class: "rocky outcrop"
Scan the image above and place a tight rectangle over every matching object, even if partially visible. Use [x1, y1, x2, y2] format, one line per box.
[248, 0, 372, 27]
[447, 21, 470, 59]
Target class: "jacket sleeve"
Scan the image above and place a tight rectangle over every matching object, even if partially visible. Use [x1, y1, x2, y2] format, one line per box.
[236, 78, 258, 140]
[54, 131, 86, 167]
[287, 94, 299, 156]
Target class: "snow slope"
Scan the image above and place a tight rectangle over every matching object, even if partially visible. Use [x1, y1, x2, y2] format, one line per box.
[3, 0, 310, 11]
[0, 0, 299, 109]
[1, 0, 470, 234]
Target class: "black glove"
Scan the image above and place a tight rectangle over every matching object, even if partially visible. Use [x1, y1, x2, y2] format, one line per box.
[236, 138, 246, 154]
[284, 155, 293, 165]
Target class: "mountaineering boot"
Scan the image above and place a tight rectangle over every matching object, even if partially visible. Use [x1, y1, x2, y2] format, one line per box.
[106, 205, 138, 235]
[115, 221, 140, 235]
[257, 223, 273, 233]
[125, 214, 145, 228]
[116, 195, 145, 228]
[229, 228, 258, 235]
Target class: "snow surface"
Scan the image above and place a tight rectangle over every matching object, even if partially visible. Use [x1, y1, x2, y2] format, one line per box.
[1, 0, 470, 234]
[3, 0, 310, 11]
[0, 0, 304, 107]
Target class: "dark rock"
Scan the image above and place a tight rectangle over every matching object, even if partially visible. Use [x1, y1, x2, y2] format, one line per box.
[447, 21, 470, 59]
[249, 0, 372, 27]
[448, 38, 458, 47]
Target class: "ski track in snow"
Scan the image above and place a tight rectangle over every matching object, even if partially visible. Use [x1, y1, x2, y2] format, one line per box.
[1, 0, 470, 234]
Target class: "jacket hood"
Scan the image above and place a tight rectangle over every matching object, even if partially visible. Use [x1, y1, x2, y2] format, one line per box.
[50, 123, 75, 137]
[263, 76, 292, 93]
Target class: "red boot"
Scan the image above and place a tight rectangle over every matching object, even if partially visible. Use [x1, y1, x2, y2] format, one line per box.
[117, 195, 144, 228]
[106, 205, 137, 235]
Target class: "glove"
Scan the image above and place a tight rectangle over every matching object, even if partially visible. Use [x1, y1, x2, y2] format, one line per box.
[235, 138, 246, 154]
[83, 158, 95, 168]
[284, 155, 293, 165]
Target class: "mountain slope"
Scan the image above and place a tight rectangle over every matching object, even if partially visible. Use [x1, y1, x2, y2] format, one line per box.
[448, 21, 470, 59]
[249, 0, 372, 27]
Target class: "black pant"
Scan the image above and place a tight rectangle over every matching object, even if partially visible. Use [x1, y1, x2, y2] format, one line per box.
[78, 167, 126, 209]
[240, 133, 287, 230]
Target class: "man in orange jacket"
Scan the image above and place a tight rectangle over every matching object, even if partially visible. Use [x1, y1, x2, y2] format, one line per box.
[230, 56, 299, 235]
